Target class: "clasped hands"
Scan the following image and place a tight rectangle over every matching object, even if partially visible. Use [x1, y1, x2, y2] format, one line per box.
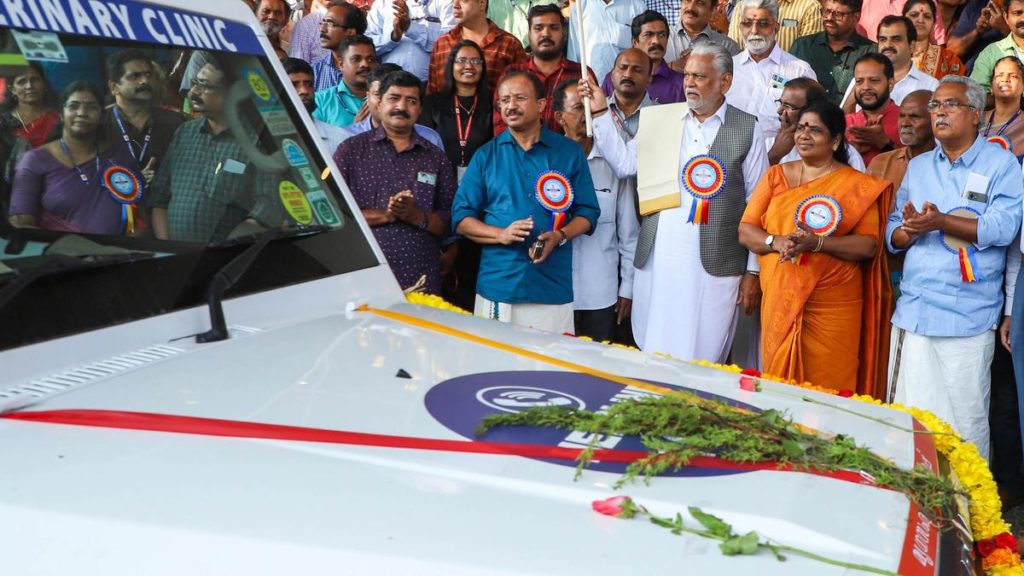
[386, 189, 426, 226]
[773, 221, 822, 261]
[900, 201, 945, 240]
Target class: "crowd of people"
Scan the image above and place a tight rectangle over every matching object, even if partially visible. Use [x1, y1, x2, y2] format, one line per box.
[4, 0, 1024, 503]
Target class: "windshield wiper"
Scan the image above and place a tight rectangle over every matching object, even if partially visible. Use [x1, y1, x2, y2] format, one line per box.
[195, 225, 332, 343]
[0, 252, 155, 312]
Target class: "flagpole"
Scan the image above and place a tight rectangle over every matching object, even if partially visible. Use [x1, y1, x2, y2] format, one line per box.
[573, 0, 593, 136]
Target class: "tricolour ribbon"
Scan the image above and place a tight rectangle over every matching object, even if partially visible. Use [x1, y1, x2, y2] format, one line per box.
[534, 171, 574, 231]
[958, 246, 983, 283]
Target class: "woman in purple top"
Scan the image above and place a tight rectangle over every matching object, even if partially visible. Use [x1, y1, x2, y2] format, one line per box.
[9, 81, 142, 236]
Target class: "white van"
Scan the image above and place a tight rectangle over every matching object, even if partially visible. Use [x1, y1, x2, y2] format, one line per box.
[0, 1, 975, 574]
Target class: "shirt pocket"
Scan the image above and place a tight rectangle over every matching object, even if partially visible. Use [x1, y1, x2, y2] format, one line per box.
[596, 187, 615, 224]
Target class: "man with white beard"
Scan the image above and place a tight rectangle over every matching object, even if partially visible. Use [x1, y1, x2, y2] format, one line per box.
[257, 0, 293, 59]
[726, 0, 815, 142]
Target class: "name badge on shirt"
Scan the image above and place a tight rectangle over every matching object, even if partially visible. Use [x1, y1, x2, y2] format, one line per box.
[417, 171, 437, 186]
[963, 172, 990, 204]
[782, 18, 798, 27]
[770, 73, 787, 91]
[222, 158, 247, 174]
[456, 166, 467, 183]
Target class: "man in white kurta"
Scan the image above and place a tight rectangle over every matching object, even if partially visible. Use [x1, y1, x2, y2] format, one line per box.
[726, 0, 816, 142]
[584, 42, 769, 363]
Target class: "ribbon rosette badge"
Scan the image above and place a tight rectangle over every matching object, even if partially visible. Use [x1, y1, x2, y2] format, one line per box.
[681, 154, 726, 224]
[941, 207, 984, 283]
[794, 195, 843, 237]
[535, 171, 574, 230]
[987, 135, 1012, 153]
[102, 165, 143, 234]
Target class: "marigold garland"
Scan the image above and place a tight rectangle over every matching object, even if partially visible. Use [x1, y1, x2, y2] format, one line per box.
[403, 294, 1024, 574]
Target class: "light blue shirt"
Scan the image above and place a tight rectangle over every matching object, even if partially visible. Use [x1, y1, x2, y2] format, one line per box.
[312, 81, 365, 128]
[366, 0, 454, 80]
[343, 117, 445, 150]
[886, 136, 1023, 337]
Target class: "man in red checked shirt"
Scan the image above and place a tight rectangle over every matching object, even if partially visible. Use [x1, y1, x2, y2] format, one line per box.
[845, 53, 903, 165]
[493, 4, 594, 134]
[427, 0, 527, 94]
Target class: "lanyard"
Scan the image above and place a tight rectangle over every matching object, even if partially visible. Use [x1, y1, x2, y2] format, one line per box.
[59, 138, 101, 189]
[454, 94, 477, 166]
[337, 91, 361, 117]
[609, 106, 637, 139]
[985, 108, 1022, 138]
[112, 106, 151, 164]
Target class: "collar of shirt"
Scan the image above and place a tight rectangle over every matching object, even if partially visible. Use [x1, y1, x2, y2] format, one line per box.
[609, 92, 653, 118]
[936, 133, 986, 165]
[737, 42, 784, 66]
[496, 125, 557, 148]
[653, 60, 676, 79]
[683, 99, 728, 124]
[454, 20, 503, 46]
[812, 31, 872, 51]
[995, 33, 1024, 55]
[335, 78, 359, 96]
[904, 63, 929, 82]
[674, 23, 714, 42]
[526, 56, 571, 79]
[370, 124, 429, 150]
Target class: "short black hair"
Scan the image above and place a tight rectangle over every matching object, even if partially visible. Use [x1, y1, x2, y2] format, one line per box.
[497, 70, 546, 100]
[831, 0, 863, 12]
[878, 14, 917, 43]
[106, 49, 152, 84]
[368, 63, 403, 89]
[784, 77, 828, 104]
[527, 3, 565, 27]
[201, 52, 238, 86]
[281, 57, 314, 77]
[630, 10, 669, 41]
[854, 52, 895, 80]
[326, 1, 368, 34]
[378, 70, 424, 100]
[338, 34, 375, 58]
[551, 78, 577, 112]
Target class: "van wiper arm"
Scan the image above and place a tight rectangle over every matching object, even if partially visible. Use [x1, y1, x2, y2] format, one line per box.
[195, 225, 331, 343]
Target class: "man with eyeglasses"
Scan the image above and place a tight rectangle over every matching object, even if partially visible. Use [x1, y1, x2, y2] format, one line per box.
[790, 0, 875, 105]
[366, 0, 455, 81]
[886, 75, 1023, 461]
[566, 0, 645, 83]
[152, 57, 286, 243]
[452, 71, 600, 334]
[102, 49, 186, 191]
[970, 0, 1024, 93]
[845, 53, 901, 165]
[725, 0, 815, 142]
[766, 77, 866, 168]
[599, 10, 685, 104]
[427, 0, 527, 94]
[725, 0, 820, 51]
[665, 0, 740, 73]
[310, 1, 368, 91]
[287, 0, 332, 64]
[583, 42, 769, 364]
[313, 35, 378, 128]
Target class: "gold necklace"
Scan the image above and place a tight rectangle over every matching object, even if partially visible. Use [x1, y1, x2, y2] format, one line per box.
[798, 158, 835, 186]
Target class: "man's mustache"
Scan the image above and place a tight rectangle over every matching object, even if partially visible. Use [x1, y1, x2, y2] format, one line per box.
[389, 110, 410, 118]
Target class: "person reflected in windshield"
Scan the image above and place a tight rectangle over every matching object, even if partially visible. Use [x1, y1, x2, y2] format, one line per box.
[1, 63, 59, 148]
[336, 71, 455, 294]
[151, 55, 283, 243]
[102, 50, 186, 195]
[8, 82, 142, 235]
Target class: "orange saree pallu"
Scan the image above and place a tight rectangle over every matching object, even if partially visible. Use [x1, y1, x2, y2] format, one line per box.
[742, 165, 893, 397]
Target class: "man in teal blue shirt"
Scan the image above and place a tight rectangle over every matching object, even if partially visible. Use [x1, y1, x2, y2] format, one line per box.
[313, 35, 376, 128]
[452, 71, 600, 333]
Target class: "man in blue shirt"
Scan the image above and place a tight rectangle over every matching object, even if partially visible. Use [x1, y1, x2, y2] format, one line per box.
[452, 71, 600, 334]
[886, 75, 1023, 461]
[312, 35, 377, 128]
[343, 64, 445, 149]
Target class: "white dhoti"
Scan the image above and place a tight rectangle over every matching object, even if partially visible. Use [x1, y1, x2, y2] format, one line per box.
[632, 205, 741, 363]
[888, 326, 994, 461]
[474, 294, 575, 334]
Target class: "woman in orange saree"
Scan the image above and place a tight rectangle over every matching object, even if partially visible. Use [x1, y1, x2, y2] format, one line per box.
[740, 101, 893, 398]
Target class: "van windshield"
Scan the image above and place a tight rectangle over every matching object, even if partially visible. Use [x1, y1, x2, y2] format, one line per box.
[0, 2, 378, 351]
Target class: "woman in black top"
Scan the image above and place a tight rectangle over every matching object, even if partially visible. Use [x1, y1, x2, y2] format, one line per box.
[418, 40, 493, 311]
[419, 40, 493, 182]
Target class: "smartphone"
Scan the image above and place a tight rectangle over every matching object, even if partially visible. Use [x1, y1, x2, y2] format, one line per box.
[530, 239, 546, 261]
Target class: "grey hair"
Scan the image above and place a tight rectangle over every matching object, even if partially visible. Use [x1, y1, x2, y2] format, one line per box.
[739, 0, 779, 22]
[690, 42, 733, 76]
[938, 75, 986, 119]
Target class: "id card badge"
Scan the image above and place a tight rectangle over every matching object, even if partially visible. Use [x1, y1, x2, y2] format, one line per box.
[964, 172, 990, 204]
[782, 18, 797, 27]
[457, 165, 467, 183]
[769, 73, 786, 91]
[417, 171, 437, 186]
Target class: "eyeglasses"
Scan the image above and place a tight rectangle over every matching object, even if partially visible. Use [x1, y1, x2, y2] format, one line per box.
[740, 19, 773, 28]
[498, 94, 533, 105]
[64, 101, 101, 113]
[819, 7, 854, 19]
[926, 99, 975, 111]
[774, 98, 805, 112]
[190, 78, 225, 93]
[454, 57, 484, 65]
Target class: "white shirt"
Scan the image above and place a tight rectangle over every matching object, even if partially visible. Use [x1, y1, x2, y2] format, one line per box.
[891, 64, 940, 105]
[666, 23, 740, 63]
[769, 137, 868, 172]
[572, 146, 639, 310]
[315, 119, 349, 157]
[726, 44, 816, 141]
[366, 0, 454, 80]
[567, 0, 645, 83]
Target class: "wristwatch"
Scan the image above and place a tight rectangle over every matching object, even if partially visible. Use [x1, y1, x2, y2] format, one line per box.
[418, 214, 429, 230]
[558, 229, 569, 246]
[764, 234, 775, 250]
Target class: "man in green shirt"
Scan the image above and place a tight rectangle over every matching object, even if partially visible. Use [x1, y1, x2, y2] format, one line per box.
[970, 0, 1024, 92]
[790, 0, 875, 105]
[487, 0, 559, 46]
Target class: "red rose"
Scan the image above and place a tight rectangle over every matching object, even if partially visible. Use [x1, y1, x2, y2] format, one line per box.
[837, 389, 854, 398]
[592, 496, 637, 518]
[739, 376, 759, 392]
[995, 532, 1017, 550]
[741, 368, 762, 377]
[978, 538, 998, 557]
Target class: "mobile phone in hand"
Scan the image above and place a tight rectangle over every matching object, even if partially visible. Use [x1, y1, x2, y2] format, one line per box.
[530, 239, 546, 261]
